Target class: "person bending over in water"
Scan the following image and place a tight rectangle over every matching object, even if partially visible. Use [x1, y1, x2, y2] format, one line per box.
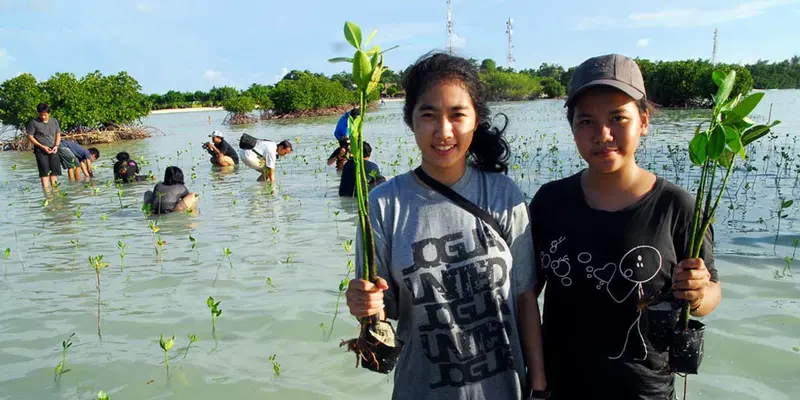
[345, 52, 546, 399]
[204, 131, 239, 167]
[143, 166, 198, 214]
[114, 152, 151, 183]
[239, 139, 293, 184]
[528, 54, 720, 399]
[327, 137, 351, 171]
[57, 140, 99, 181]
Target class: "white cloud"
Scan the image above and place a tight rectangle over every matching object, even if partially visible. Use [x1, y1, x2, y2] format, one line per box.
[0, 49, 14, 67]
[451, 33, 467, 49]
[636, 38, 649, 48]
[203, 69, 222, 81]
[577, 0, 799, 29]
[273, 67, 288, 84]
[136, 3, 153, 13]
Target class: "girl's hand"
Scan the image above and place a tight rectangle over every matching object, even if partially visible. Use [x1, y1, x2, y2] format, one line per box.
[346, 277, 388, 318]
[672, 258, 711, 310]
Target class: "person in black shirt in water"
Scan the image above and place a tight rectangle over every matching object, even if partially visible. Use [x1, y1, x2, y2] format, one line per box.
[528, 54, 721, 399]
[327, 137, 351, 171]
[113, 152, 151, 183]
[205, 131, 239, 167]
[143, 166, 198, 214]
[338, 141, 384, 197]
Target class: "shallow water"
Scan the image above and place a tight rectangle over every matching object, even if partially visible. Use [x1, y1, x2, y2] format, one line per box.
[0, 91, 798, 400]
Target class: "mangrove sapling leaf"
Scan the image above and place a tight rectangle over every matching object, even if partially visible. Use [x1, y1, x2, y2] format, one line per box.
[343, 21, 362, 50]
[728, 92, 765, 122]
[96, 390, 110, 400]
[711, 70, 725, 87]
[54, 332, 75, 380]
[269, 354, 281, 377]
[159, 334, 175, 374]
[742, 121, 782, 146]
[184, 334, 198, 359]
[207, 296, 222, 332]
[117, 241, 127, 271]
[89, 255, 110, 338]
[714, 70, 736, 110]
[708, 126, 726, 161]
[689, 133, 709, 166]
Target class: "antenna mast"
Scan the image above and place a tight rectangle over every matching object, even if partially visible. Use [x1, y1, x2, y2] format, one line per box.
[446, 0, 454, 54]
[711, 28, 718, 65]
[506, 17, 515, 70]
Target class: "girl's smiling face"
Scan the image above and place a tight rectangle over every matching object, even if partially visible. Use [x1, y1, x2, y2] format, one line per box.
[411, 80, 478, 183]
[571, 87, 649, 174]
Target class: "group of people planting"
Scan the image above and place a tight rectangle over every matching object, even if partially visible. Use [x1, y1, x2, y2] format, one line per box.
[344, 52, 720, 400]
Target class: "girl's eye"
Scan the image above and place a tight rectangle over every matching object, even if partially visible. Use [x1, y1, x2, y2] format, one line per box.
[612, 116, 628, 123]
[421, 112, 435, 118]
[452, 113, 466, 118]
[577, 118, 592, 126]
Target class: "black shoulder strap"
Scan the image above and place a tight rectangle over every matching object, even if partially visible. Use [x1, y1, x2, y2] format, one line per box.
[413, 167, 505, 239]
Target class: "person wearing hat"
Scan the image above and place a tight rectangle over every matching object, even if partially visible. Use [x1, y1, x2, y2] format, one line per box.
[205, 131, 239, 167]
[527, 54, 720, 398]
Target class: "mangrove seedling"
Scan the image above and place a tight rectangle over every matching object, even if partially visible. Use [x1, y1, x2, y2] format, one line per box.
[189, 233, 199, 261]
[89, 255, 110, 338]
[159, 334, 175, 374]
[269, 354, 281, 377]
[117, 240, 127, 271]
[774, 199, 793, 256]
[326, 259, 354, 341]
[184, 333, 198, 360]
[74, 206, 82, 221]
[54, 332, 75, 380]
[70, 239, 80, 269]
[266, 277, 275, 291]
[207, 296, 222, 332]
[329, 20, 399, 373]
[96, 390, 110, 400]
[148, 220, 161, 256]
[4, 247, 10, 279]
[116, 184, 124, 210]
[271, 226, 280, 244]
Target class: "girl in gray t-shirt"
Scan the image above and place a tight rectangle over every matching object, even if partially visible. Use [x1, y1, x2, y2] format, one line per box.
[345, 53, 547, 400]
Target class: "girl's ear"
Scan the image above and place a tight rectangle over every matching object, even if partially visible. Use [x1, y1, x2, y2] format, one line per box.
[640, 109, 650, 137]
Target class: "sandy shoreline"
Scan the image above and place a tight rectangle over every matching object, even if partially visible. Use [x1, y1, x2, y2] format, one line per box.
[149, 107, 223, 115]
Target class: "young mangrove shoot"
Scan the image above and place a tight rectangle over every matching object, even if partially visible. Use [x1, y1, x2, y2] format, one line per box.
[684, 69, 781, 328]
[159, 334, 175, 374]
[96, 390, 110, 400]
[207, 296, 222, 332]
[184, 333, 198, 360]
[89, 255, 110, 338]
[117, 240, 127, 271]
[54, 332, 75, 380]
[329, 20, 399, 371]
[269, 354, 281, 377]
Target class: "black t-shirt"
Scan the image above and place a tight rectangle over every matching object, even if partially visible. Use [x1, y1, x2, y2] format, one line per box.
[114, 159, 141, 183]
[216, 139, 239, 164]
[338, 159, 381, 197]
[529, 171, 717, 400]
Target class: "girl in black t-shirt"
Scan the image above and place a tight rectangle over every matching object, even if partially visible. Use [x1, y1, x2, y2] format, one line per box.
[528, 54, 721, 399]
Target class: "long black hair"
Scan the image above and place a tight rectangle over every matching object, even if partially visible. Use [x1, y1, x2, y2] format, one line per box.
[163, 166, 185, 185]
[402, 52, 510, 174]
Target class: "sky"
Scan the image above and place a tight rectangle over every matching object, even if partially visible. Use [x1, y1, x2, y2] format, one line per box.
[0, 0, 798, 94]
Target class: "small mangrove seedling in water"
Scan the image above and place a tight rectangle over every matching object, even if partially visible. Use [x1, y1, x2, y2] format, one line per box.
[329, 21, 400, 373]
[184, 333, 198, 360]
[326, 259, 354, 341]
[159, 334, 175, 374]
[271, 226, 280, 244]
[269, 354, 281, 377]
[207, 296, 222, 332]
[89, 255, 110, 338]
[54, 332, 75, 380]
[70, 239, 80, 269]
[148, 220, 161, 256]
[189, 233, 200, 261]
[774, 199, 793, 256]
[266, 277, 275, 291]
[677, 69, 781, 375]
[4, 247, 10, 279]
[96, 390, 110, 400]
[117, 240, 127, 271]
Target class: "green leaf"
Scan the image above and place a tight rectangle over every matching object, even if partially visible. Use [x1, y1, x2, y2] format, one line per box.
[327, 57, 354, 64]
[343, 21, 362, 50]
[712, 71, 725, 87]
[782, 200, 794, 209]
[55, 362, 63, 374]
[364, 29, 378, 47]
[715, 69, 736, 107]
[97, 390, 110, 400]
[707, 126, 726, 160]
[730, 92, 764, 120]
[741, 120, 781, 146]
[689, 133, 708, 166]
[4, 248, 9, 258]
[723, 125, 745, 159]
[718, 149, 734, 169]
[207, 296, 214, 308]
[352, 50, 372, 89]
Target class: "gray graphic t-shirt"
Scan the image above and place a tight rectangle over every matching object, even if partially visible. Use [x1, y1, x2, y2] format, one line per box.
[356, 166, 536, 400]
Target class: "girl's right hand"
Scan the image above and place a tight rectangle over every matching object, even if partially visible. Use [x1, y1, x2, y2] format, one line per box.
[346, 277, 389, 318]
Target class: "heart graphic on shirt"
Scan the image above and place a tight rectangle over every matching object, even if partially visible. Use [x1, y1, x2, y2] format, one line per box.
[592, 262, 616, 284]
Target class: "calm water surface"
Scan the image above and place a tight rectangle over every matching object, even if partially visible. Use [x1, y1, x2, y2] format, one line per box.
[0, 91, 798, 400]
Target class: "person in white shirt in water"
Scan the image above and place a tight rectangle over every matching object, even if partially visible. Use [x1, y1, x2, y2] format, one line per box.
[239, 139, 293, 184]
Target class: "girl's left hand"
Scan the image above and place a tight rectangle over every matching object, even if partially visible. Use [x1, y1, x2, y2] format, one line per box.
[672, 258, 710, 309]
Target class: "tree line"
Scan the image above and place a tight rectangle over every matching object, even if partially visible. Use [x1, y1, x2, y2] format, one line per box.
[1, 56, 797, 132]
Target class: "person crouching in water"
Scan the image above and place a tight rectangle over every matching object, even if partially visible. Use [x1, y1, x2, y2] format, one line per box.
[327, 137, 351, 171]
[240, 139, 293, 184]
[338, 141, 385, 196]
[57, 140, 99, 181]
[204, 131, 239, 168]
[143, 166, 198, 214]
[114, 152, 152, 183]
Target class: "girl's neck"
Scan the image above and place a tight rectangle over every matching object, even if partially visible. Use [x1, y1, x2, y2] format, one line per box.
[581, 163, 655, 211]
[421, 160, 467, 186]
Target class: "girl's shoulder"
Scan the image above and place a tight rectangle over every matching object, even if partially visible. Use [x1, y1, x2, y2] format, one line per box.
[653, 177, 697, 214]
[530, 172, 581, 207]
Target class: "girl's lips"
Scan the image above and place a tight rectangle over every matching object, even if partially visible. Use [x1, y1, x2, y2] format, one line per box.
[433, 144, 456, 156]
[593, 149, 618, 157]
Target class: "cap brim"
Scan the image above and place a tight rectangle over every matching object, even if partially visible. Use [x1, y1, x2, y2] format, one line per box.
[565, 79, 645, 108]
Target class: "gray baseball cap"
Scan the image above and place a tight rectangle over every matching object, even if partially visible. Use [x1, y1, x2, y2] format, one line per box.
[565, 54, 646, 107]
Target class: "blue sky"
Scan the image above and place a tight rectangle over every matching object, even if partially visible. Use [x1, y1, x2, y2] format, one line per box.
[0, 0, 798, 94]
